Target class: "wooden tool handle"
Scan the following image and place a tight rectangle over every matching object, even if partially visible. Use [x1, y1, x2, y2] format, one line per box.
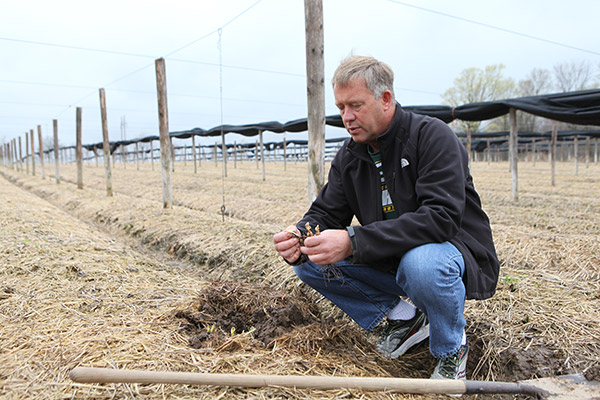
[70, 367, 466, 394]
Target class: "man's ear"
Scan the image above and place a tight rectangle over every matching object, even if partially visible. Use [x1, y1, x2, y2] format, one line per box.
[381, 90, 394, 110]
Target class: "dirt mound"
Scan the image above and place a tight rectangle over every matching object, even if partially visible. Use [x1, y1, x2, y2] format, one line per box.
[175, 282, 323, 348]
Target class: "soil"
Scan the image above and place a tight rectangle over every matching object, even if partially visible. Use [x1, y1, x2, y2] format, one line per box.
[175, 281, 322, 348]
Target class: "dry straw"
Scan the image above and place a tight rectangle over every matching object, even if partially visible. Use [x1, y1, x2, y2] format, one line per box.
[1, 159, 599, 399]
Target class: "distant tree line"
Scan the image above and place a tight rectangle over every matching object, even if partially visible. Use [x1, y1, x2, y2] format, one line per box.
[442, 60, 600, 133]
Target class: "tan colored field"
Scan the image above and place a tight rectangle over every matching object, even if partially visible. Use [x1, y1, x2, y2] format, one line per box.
[1, 158, 599, 399]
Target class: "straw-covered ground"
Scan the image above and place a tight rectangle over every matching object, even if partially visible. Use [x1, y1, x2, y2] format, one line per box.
[1, 156, 599, 399]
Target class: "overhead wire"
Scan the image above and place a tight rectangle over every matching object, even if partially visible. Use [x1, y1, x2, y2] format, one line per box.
[47, 0, 264, 119]
[386, 0, 600, 56]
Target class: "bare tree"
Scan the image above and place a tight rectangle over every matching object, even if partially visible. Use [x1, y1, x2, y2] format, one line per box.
[516, 68, 553, 132]
[443, 64, 514, 133]
[553, 60, 595, 92]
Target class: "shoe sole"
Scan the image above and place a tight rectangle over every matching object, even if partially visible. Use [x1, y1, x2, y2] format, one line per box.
[388, 323, 430, 359]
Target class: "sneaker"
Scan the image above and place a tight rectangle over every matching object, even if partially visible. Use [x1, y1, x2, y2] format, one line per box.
[376, 310, 429, 359]
[430, 344, 468, 380]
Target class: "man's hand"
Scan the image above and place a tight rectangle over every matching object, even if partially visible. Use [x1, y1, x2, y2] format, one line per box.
[273, 225, 303, 264]
[301, 229, 352, 265]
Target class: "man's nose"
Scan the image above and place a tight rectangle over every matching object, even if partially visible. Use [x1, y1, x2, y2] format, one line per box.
[342, 109, 355, 123]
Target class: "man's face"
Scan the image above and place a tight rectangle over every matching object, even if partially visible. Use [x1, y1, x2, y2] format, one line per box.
[334, 79, 393, 150]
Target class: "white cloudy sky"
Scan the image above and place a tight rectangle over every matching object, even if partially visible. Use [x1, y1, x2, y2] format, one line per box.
[1, 0, 598, 148]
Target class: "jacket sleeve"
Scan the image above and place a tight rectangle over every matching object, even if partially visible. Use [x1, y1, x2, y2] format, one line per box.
[350, 119, 469, 264]
[297, 151, 354, 234]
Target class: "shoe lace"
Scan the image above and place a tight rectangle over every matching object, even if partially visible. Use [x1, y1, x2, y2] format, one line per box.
[438, 354, 460, 378]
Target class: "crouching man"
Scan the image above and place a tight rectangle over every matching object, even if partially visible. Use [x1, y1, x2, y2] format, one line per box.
[273, 55, 499, 380]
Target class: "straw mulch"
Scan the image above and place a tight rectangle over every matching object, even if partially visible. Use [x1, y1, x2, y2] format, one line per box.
[1, 158, 599, 399]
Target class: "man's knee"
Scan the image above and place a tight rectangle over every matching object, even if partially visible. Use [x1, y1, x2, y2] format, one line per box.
[397, 242, 464, 292]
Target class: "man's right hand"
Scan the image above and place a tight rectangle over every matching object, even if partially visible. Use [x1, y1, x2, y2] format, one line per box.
[273, 225, 302, 264]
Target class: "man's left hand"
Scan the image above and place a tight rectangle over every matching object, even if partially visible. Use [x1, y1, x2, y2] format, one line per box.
[301, 229, 352, 265]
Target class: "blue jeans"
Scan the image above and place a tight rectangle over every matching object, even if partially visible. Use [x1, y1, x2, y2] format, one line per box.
[293, 242, 466, 358]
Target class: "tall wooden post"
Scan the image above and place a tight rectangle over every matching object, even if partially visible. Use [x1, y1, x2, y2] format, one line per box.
[283, 135, 287, 171]
[585, 136, 591, 168]
[7, 141, 13, 170]
[75, 107, 83, 189]
[304, 0, 325, 203]
[37, 125, 46, 179]
[53, 119, 60, 184]
[551, 125, 558, 187]
[99, 89, 113, 196]
[25, 133, 30, 174]
[192, 135, 197, 174]
[155, 58, 172, 209]
[574, 135, 579, 176]
[30, 129, 36, 176]
[508, 108, 518, 201]
[259, 130, 265, 181]
[18, 136, 23, 172]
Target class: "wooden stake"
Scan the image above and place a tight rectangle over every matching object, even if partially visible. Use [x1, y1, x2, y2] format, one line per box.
[53, 119, 60, 184]
[30, 129, 36, 176]
[75, 107, 83, 189]
[155, 58, 172, 208]
[551, 124, 557, 187]
[259, 130, 265, 181]
[99, 88, 113, 197]
[508, 108, 518, 201]
[18, 136, 23, 172]
[304, 0, 325, 203]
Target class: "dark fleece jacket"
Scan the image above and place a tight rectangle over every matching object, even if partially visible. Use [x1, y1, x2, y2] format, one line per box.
[297, 104, 499, 300]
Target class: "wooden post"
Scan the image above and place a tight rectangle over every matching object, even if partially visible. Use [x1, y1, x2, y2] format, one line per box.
[155, 58, 172, 208]
[283, 135, 287, 171]
[508, 108, 518, 201]
[18, 136, 23, 172]
[259, 130, 266, 181]
[304, 0, 326, 203]
[53, 119, 60, 184]
[37, 125, 46, 179]
[75, 107, 83, 189]
[573, 135, 579, 176]
[192, 135, 197, 174]
[30, 129, 36, 176]
[551, 124, 557, 187]
[7, 141, 13, 170]
[585, 136, 590, 168]
[98, 89, 113, 196]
